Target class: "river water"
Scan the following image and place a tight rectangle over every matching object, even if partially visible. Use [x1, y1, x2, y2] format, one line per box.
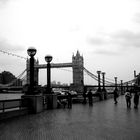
[0, 93, 24, 100]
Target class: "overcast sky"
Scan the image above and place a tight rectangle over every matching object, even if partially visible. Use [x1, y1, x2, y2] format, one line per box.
[0, 0, 140, 85]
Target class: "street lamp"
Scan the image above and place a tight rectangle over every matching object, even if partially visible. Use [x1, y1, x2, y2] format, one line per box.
[102, 72, 105, 91]
[45, 55, 53, 94]
[102, 72, 107, 99]
[134, 70, 136, 78]
[120, 80, 123, 95]
[97, 70, 103, 100]
[126, 82, 128, 91]
[27, 47, 37, 57]
[27, 47, 37, 94]
[97, 71, 101, 92]
[114, 77, 118, 91]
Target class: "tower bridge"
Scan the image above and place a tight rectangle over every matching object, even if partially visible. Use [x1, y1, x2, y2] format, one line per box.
[0, 49, 139, 93]
[27, 50, 84, 93]
[25, 50, 138, 93]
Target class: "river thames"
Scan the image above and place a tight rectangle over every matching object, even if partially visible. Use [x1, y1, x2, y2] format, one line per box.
[0, 93, 24, 100]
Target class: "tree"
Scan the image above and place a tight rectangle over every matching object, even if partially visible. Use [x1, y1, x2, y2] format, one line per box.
[0, 71, 21, 86]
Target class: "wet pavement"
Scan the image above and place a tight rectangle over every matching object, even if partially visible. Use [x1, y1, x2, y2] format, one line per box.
[0, 95, 140, 140]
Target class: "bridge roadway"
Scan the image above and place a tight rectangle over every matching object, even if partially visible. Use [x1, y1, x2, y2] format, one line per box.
[0, 95, 140, 140]
[35, 62, 73, 69]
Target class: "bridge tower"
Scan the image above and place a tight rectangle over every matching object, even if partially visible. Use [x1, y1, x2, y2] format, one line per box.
[70, 50, 84, 93]
[26, 59, 39, 86]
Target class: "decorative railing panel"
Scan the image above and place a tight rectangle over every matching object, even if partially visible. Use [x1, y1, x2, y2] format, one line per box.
[0, 99, 27, 113]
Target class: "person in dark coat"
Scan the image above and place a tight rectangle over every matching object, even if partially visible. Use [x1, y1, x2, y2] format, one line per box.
[83, 87, 87, 104]
[67, 92, 72, 109]
[125, 90, 132, 108]
[87, 89, 93, 106]
[114, 89, 118, 104]
[134, 90, 139, 109]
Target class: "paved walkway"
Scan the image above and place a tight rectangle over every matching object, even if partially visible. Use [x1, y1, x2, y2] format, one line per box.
[0, 95, 140, 140]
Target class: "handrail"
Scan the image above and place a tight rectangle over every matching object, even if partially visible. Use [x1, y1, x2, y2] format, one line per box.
[0, 98, 26, 113]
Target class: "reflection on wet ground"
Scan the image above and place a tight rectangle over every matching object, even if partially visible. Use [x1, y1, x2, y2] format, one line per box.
[0, 96, 140, 140]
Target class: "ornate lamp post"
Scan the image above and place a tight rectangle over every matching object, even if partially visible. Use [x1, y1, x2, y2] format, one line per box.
[120, 80, 123, 95]
[102, 72, 107, 99]
[97, 71, 101, 92]
[27, 47, 37, 94]
[45, 55, 53, 94]
[126, 82, 128, 91]
[97, 70, 103, 100]
[102, 72, 106, 91]
[114, 77, 118, 91]
[134, 70, 136, 78]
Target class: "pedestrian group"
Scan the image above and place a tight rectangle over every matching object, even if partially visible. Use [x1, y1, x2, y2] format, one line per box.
[57, 86, 140, 109]
[124, 87, 140, 109]
[83, 87, 140, 109]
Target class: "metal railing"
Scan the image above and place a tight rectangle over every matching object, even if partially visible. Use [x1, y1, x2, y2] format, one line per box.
[0, 98, 27, 113]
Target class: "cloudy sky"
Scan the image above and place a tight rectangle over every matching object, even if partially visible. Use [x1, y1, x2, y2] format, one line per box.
[0, 0, 140, 85]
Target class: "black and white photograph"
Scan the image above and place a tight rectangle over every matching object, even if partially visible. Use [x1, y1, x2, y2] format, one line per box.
[0, 0, 140, 139]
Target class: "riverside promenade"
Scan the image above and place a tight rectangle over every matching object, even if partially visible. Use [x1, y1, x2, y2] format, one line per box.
[0, 95, 140, 140]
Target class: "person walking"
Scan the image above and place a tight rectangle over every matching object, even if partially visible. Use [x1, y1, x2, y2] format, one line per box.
[83, 92, 87, 104]
[125, 90, 132, 108]
[67, 92, 72, 109]
[87, 89, 93, 106]
[133, 90, 139, 109]
[83, 87, 87, 104]
[114, 89, 118, 104]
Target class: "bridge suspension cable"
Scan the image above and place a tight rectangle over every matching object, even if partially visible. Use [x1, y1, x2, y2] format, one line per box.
[0, 69, 27, 87]
[0, 49, 27, 60]
[56, 66, 116, 85]
[0, 48, 135, 86]
[83, 67, 98, 81]
[123, 78, 136, 85]
[83, 67, 115, 85]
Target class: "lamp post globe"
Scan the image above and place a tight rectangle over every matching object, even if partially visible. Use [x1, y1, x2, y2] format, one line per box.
[27, 47, 37, 57]
[45, 55, 53, 63]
